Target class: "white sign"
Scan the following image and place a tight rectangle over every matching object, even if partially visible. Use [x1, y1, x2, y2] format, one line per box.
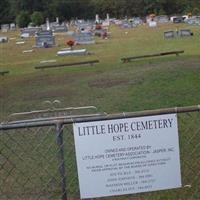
[73, 114, 181, 199]
[149, 21, 157, 27]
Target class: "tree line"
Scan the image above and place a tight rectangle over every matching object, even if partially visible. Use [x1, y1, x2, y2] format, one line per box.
[1, 0, 200, 25]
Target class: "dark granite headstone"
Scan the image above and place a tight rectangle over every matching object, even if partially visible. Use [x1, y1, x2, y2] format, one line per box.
[178, 29, 193, 37]
[35, 30, 55, 47]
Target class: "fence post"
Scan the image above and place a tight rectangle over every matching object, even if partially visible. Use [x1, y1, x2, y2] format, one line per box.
[56, 123, 68, 200]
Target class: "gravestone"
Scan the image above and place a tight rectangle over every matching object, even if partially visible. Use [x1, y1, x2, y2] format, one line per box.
[1, 24, 9, 32]
[178, 29, 193, 37]
[164, 31, 175, 39]
[57, 49, 88, 56]
[52, 24, 68, 33]
[46, 18, 50, 30]
[35, 30, 55, 47]
[76, 21, 94, 33]
[186, 17, 200, 25]
[121, 22, 132, 28]
[21, 27, 41, 38]
[173, 17, 183, 23]
[56, 17, 59, 24]
[148, 21, 157, 27]
[0, 36, 8, 43]
[10, 23, 16, 31]
[95, 14, 100, 23]
[156, 15, 169, 23]
[72, 32, 95, 45]
[121, 20, 137, 29]
[102, 21, 110, 27]
[106, 13, 110, 21]
[133, 17, 143, 25]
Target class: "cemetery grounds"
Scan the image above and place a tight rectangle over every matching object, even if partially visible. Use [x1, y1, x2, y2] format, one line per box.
[0, 23, 200, 199]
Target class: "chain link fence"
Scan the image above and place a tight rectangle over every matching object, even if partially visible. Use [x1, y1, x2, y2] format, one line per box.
[0, 106, 200, 200]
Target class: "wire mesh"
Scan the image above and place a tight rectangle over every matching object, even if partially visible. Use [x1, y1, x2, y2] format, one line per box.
[0, 126, 64, 200]
[0, 111, 200, 200]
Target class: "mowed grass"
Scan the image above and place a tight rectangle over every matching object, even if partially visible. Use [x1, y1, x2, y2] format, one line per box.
[0, 23, 200, 199]
[0, 23, 200, 119]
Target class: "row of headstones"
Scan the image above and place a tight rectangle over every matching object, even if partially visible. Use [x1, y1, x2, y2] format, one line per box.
[186, 17, 200, 25]
[1, 23, 16, 32]
[164, 29, 193, 39]
[0, 29, 55, 46]
[119, 17, 169, 29]
[29, 30, 95, 47]
[21, 25, 68, 38]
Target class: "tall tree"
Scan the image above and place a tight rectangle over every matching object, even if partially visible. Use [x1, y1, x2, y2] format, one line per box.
[1, 0, 200, 24]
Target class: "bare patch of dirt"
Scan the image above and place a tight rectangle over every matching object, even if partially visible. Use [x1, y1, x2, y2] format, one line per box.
[5, 71, 96, 88]
[88, 78, 129, 88]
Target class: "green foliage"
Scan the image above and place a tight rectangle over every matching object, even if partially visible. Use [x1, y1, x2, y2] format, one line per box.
[192, 7, 200, 15]
[0, 0, 11, 24]
[31, 11, 44, 26]
[16, 11, 30, 28]
[2, 0, 200, 23]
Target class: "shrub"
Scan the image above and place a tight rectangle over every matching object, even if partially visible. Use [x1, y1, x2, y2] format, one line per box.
[31, 11, 44, 26]
[16, 11, 30, 28]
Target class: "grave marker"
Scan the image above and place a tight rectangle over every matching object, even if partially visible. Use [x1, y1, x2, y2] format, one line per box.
[148, 21, 157, 27]
[21, 27, 41, 38]
[52, 25, 68, 33]
[164, 31, 175, 39]
[35, 30, 56, 48]
[0, 36, 8, 43]
[178, 29, 193, 37]
[155, 15, 169, 23]
[1, 24, 9, 32]
[46, 18, 50, 30]
[72, 32, 95, 45]
[57, 49, 88, 56]
[10, 23, 16, 31]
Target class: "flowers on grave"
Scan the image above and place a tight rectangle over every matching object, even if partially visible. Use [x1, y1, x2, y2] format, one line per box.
[95, 24, 102, 30]
[101, 31, 108, 39]
[66, 39, 75, 49]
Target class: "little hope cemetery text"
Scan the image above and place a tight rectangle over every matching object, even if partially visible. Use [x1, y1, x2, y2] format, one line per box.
[73, 114, 182, 199]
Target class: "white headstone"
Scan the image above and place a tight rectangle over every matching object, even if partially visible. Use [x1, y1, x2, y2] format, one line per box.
[106, 13, 110, 21]
[95, 14, 100, 23]
[149, 21, 157, 28]
[56, 17, 59, 24]
[46, 18, 50, 30]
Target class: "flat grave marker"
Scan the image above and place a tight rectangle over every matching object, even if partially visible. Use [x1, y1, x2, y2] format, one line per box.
[0, 36, 8, 43]
[178, 29, 193, 37]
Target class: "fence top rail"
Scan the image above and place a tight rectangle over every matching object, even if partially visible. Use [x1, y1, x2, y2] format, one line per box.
[0, 105, 199, 130]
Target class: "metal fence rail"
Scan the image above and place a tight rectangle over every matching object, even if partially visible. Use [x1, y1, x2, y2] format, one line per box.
[0, 105, 200, 200]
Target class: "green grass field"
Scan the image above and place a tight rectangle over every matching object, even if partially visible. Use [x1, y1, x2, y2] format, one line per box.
[0, 23, 200, 120]
[0, 23, 200, 200]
